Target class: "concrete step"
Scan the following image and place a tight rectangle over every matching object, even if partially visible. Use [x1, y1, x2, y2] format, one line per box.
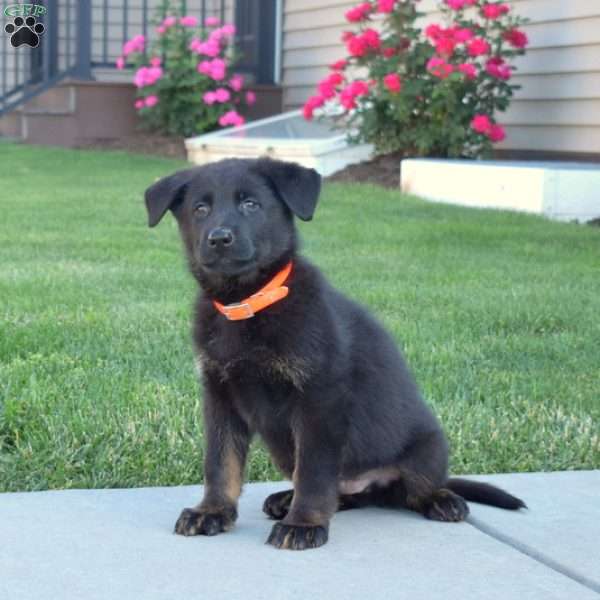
[0, 471, 599, 600]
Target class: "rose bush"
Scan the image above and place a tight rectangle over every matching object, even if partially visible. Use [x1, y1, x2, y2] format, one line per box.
[117, 5, 255, 137]
[303, 0, 529, 158]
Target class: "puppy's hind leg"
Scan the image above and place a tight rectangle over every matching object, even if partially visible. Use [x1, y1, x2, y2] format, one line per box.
[379, 430, 469, 523]
[264, 486, 377, 521]
[263, 489, 294, 520]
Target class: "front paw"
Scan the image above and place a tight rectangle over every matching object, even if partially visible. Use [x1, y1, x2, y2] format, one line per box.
[174, 505, 237, 536]
[266, 522, 329, 550]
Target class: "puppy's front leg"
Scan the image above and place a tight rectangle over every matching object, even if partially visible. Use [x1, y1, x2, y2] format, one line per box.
[267, 415, 340, 550]
[175, 378, 250, 537]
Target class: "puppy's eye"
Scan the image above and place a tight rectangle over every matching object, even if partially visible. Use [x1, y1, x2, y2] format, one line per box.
[241, 199, 259, 212]
[194, 204, 210, 218]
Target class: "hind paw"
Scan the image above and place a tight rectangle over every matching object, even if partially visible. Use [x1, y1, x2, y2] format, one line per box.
[263, 489, 294, 520]
[424, 489, 469, 522]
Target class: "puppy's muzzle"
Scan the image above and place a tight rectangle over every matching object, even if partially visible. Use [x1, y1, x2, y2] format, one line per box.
[207, 227, 235, 250]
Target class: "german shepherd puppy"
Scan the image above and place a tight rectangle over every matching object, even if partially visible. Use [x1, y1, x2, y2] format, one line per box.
[144, 158, 525, 550]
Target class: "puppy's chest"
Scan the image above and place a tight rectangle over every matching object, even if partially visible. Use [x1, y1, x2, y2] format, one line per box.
[197, 337, 312, 390]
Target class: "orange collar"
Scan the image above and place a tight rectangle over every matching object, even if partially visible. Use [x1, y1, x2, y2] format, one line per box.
[213, 262, 293, 321]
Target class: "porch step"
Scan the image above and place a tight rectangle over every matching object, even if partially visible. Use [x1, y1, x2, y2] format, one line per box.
[0, 110, 22, 138]
[22, 112, 80, 147]
[0, 80, 138, 147]
[0, 79, 283, 148]
[24, 84, 76, 113]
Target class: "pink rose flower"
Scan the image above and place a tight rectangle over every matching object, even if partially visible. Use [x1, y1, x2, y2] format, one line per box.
[210, 60, 227, 81]
[486, 57, 512, 80]
[133, 66, 163, 88]
[219, 110, 245, 127]
[198, 61, 212, 76]
[327, 72, 344, 86]
[134, 99, 145, 110]
[115, 56, 125, 70]
[220, 24, 236, 37]
[162, 16, 177, 28]
[150, 56, 161, 68]
[214, 88, 231, 103]
[330, 59, 347, 71]
[345, 2, 372, 22]
[471, 114, 493, 134]
[229, 74, 244, 91]
[191, 40, 220, 57]
[425, 24, 442, 41]
[203, 91, 217, 105]
[179, 15, 198, 27]
[383, 73, 402, 93]
[458, 63, 478, 80]
[145, 95, 159, 107]
[122, 34, 145, 57]
[303, 95, 325, 120]
[339, 80, 370, 110]
[446, 0, 477, 8]
[317, 73, 345, 100]
[378, 0, 396, 12]
[427, 57, 454, 79]
[488, 124, 506, 142]
[198, 59, 227, 81]
[436, 37, 456, 58]
[454, 27, 474, 42]
[467, 37, 491, 57]
[245, 91, 256, 105]
[504, 28, 529, 48]
[205, 16, 220, 27]
[346, 34, 368, 57]
[482, 3, 510, 19]
[318, 82, 336, 99]
[363, 28, 381, 50]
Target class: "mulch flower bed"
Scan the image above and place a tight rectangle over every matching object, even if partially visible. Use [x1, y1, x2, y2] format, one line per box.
[325, 151, 403, 189]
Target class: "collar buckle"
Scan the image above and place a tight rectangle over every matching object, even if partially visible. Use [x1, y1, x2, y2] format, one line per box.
[221, 302, 255, 321]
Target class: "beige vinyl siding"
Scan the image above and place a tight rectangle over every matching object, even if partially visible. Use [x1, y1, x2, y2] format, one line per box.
[282, 0, 600, 155]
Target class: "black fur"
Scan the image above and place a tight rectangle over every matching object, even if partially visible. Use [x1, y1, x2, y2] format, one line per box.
[144, 158, 525, 550]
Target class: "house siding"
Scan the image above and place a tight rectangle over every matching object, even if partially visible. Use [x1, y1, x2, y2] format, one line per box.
[282, 0, 600, 155]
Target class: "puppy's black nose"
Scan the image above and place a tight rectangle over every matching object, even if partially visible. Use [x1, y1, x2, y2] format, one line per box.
[207, 227, 234, 248]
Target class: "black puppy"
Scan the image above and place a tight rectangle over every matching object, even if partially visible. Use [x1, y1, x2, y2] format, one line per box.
[144, 158, 524, 550]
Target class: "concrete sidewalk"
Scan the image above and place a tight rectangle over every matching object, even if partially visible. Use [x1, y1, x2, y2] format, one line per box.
[1, 471, 598, 599]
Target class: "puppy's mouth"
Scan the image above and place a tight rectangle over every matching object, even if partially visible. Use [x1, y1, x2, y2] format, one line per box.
[199, 255, 257, 276]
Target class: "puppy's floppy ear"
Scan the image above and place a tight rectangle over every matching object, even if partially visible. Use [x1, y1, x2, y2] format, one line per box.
[254, 158, 321, 221]
[144, 168, 196, 227]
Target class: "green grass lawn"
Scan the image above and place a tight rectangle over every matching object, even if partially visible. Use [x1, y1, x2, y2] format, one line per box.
[0, 142, 599, 493]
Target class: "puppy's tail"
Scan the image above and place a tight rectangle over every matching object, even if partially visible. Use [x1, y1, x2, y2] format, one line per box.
[446, 478, 526, 510]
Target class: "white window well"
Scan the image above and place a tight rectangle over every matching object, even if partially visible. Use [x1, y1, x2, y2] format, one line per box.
[401, 159, 600, 223]
[185, 110, 373, 176]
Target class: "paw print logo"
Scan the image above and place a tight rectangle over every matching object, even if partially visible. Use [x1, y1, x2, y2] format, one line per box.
[5, 16, 45, 48]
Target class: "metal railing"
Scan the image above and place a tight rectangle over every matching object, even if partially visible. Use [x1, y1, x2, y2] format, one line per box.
[91, 0, 225, 69]
[1, 0, 88, 115]
[0, 0, 226, 117]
